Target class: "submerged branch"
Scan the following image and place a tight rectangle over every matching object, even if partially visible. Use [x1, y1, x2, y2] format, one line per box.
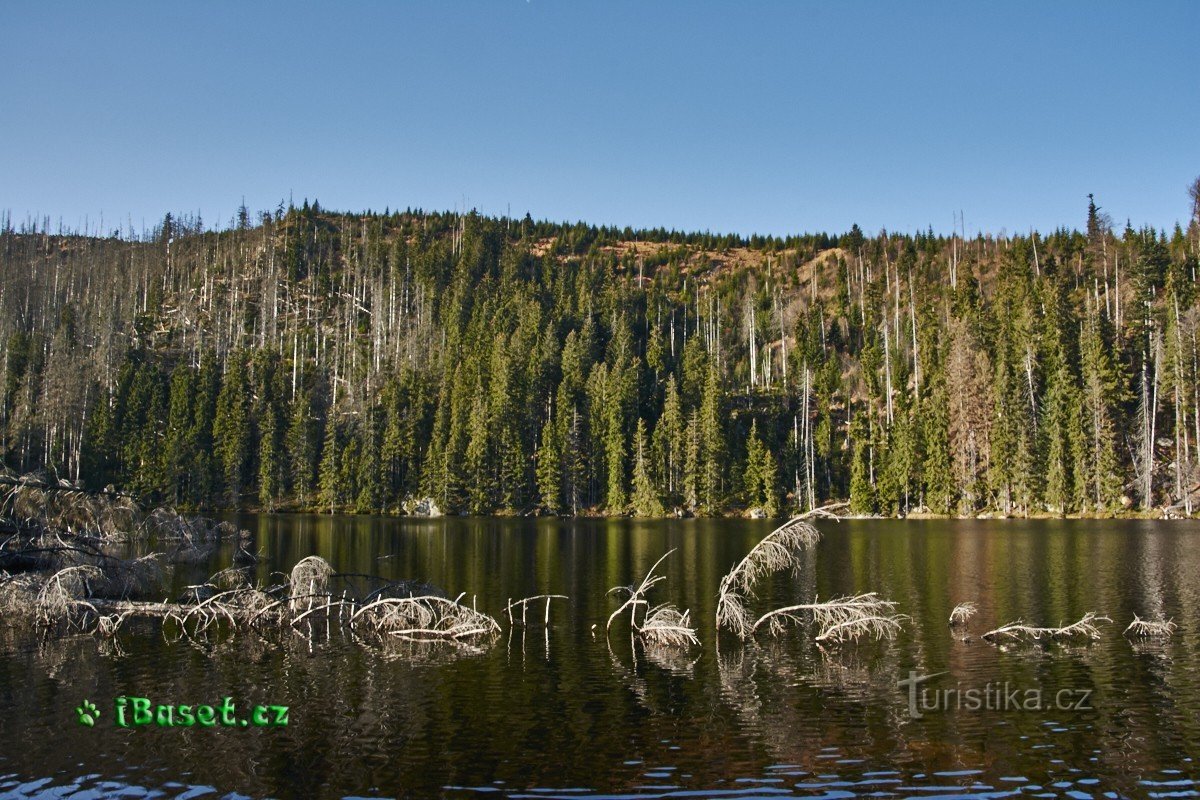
[505, 594, 569, 626]
[982, 612, 1111, 643]
[949, 601, 977, 626]
[1123, 614, 1176, 638]
[606, 549, 698, 649]
[716, 506, 902, 644]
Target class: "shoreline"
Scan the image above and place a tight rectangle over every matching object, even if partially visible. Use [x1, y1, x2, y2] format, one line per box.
[216, 505, 1195, 522]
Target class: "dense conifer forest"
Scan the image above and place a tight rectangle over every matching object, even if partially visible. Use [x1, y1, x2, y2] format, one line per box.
[2, 186, 1199, 518]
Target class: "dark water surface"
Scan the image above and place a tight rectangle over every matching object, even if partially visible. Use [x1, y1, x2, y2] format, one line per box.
[2, 517, 1199, 799]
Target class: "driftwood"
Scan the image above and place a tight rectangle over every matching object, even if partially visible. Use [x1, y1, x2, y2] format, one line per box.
[289, 555, 334, 612]
[3, 549, 499, 649]
[814, 614, 906, 643]
[0, 472, 138, 539]
[0, 488, 497, 654]
[638, 604, 700, 647]
[350, 594, 500, 641]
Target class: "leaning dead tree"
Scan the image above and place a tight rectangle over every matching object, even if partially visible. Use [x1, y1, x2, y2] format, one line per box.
[982, 612, 1111, 643]
[716, 515, 821, 638]
[607, 549, 699, 648]
[716, 506, 904, 643]
[1124, 614, 1176, 638]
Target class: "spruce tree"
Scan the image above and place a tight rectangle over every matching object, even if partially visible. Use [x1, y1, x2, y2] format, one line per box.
[698, 364, 725, 514]
[164, 363, 195, 506]
[742, 420, 779, 516]
[286, 388, 319, 506]
[630, 418, 663, 517]
[355, 409, 382, 514]
[190, 352, 219, 507]
[536, 411, 562, 514]
[682, 409, 701, 513]
[848, 412, 875, 515]
[652, 376, 684, 505]
[464, 388, 491, 514]
[604, 403, 627, 512]
[213, 354, 251, 505]
[922, 379, 955, 514]
[318, 414, 342, 514]
[1078, 301, 1124, 511]
[258, 405, 282, 510]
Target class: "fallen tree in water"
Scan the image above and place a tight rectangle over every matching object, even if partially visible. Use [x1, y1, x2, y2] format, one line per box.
[4, 552, 504, 647]
[0, 472, 137, 540]
[750, 593, 905, 642]
[0, 475, 511, 649]
[1124, 614, 1176, 638]
[607, 549, 699, 648]
[716, 506, 905, 644]
[350, 594, 501, 641]
[0, 472, 250, 577]
[716, 516, 821, 639]
[982, 612, 1111, 643]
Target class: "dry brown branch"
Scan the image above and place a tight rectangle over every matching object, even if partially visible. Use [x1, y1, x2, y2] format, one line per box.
[290, 599, 356, 626]
[142, 508, 234, 542]
[0, 473, 138, 539]
[638, 604, 700, 647]
[0, 570, 41, 617]
[93, 553, 167, 599]
[606, 550, 673, 632]
[35, 565, 102, 627]
[288, 556, 333, 612]
[96, 611, 133, 638]
[1, 495, 494, 656]
[982, 612, 1111, 642]
[715, 507, 902, 644]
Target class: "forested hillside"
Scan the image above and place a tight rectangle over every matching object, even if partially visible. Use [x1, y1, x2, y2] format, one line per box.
[2, 189, 1198, 518]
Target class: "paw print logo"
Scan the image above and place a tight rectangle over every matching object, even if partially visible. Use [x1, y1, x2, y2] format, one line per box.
[76, 699, 100, 727]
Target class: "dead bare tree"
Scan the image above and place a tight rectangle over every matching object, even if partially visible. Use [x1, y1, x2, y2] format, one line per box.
[607, 549, 698, 648]
[716, 515, 822, 639]
[716, 505, 904, 643]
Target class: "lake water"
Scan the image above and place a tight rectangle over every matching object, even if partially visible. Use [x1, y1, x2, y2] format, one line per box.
[2, 516, 1199, 799]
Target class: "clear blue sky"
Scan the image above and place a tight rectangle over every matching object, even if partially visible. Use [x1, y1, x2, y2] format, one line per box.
[4, 2, 1198, 238]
